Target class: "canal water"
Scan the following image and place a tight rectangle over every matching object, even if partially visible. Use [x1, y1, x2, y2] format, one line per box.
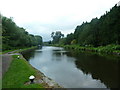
[23, 46, 119, 88]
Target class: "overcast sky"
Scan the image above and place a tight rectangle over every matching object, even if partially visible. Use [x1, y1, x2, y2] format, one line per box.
[0, 0, 119, 41]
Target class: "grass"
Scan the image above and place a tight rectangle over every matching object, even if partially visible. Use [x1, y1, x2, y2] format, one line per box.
[14, 46, 37, 53]
[2, 49, 17, 54]
[0, 78, 2, 90]
[2, 46, 37, 54]
[2, 55, 44, 88]
[55, 44, 120, 55]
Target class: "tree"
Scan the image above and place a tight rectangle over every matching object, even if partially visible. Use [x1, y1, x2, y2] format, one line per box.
[72, 5, 120, 46]
[65, 33, 74, 45]
[51, 31, 64, 44]
[2, 16, 43, 50]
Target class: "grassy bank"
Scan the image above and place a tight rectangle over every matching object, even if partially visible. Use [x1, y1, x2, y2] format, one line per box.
[2, 46, 37, 54]
[54, 44, 120, 55]
[2, 55, 44, 88]
[15, 46, 37, 53]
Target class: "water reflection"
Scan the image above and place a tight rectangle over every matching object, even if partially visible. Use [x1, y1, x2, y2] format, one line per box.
[65, 51, 119, 88]
[23, 46, 119, 88]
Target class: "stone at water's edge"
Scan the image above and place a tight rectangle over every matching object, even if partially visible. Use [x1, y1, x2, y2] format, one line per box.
[42, 76, 61, 87]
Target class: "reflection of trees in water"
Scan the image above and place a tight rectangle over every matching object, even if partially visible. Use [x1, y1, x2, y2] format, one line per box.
[72, 52, 119, 88]
[65, 49, 120, 60]
[53, 52, 66, 56]
[52, 49, 67, 56]
[65, 50, 119, 88]
[52, 51, 66, 61]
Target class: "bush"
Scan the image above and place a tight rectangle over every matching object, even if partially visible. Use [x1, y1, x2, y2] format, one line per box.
[2, 44, 13, 51]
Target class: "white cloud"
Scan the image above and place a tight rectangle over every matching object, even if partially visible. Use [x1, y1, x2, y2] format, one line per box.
[0, 0, 119, 41]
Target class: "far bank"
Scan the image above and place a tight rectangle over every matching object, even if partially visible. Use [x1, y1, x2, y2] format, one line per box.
[52, 44, 120, 56]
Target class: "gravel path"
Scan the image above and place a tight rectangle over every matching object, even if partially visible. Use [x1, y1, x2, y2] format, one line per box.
[2, 53, 12, 76]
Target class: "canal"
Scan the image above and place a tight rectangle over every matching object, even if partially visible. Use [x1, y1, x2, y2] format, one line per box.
[23, 46, 119, 88]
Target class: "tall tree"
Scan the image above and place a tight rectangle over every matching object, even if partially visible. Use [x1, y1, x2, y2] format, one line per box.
[51, 31, 64, 44]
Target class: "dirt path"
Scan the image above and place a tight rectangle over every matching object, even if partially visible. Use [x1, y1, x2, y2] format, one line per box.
[2, 53, 12, 76]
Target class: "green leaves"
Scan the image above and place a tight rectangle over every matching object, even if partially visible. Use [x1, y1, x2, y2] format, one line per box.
[67, 5, 120, 47]
[51, 31, 64, 44]
[2, 16, 43, 51]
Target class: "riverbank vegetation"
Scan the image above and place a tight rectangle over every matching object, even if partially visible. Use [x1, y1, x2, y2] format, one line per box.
[2, 55, 44, 88]
[2, 16, 43, 51]
[50, 5, 120, 55]
[1, 46, 37, 55]
[55, 44, 120, 55]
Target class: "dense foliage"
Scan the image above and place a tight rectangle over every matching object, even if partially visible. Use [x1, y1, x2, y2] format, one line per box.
[64, 5, 120, 47]
[2, 16, 43, 51]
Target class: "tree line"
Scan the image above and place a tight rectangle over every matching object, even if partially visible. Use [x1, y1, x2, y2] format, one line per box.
[52, 4, 120, 47]
[2, 16, 43, 51]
